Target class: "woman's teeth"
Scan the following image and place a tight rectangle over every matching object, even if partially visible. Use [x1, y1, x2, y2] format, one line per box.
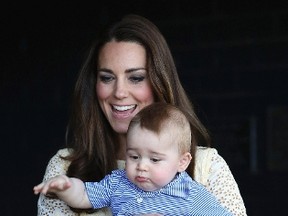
[113, 105, 135, 111]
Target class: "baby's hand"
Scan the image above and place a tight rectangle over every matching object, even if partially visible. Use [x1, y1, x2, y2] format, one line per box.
[33, 175, 72, 196]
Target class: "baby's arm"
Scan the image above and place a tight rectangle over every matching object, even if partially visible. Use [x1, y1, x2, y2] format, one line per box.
[33, 175, 92, 209]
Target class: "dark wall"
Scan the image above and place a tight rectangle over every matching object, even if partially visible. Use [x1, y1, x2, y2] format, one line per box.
[1, 1, 287, 215]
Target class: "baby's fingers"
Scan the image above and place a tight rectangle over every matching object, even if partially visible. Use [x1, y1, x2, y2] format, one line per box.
[36, 181, 54, 195]
[49, 178, 71, 191]
[33, 182, 45, 194]
[33, 175, 71, 196]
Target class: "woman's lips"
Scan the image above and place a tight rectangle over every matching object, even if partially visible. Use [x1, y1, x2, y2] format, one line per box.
[112, 105, 136, 118]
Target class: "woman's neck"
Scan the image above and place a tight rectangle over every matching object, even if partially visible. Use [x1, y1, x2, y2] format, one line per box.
[116, 133, 126, 160]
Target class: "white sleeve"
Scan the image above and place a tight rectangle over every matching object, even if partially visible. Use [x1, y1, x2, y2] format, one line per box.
[37, 148, 76, 216]
[195, 147, 247, 216]
[37, 148, 112, 216]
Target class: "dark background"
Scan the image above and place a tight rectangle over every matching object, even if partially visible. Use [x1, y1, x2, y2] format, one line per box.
[1, 1, 288, 215]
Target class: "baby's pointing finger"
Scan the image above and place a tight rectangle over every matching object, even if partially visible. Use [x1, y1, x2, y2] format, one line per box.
[33, 182, 44, 194]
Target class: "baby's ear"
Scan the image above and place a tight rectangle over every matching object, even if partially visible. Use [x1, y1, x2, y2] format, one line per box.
[178, 152, 192, 172]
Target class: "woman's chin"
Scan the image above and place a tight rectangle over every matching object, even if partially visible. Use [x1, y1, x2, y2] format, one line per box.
[113, 125, 129, 134]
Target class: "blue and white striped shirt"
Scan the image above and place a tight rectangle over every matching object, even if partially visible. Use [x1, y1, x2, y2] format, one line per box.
[85, 170, 232, 216]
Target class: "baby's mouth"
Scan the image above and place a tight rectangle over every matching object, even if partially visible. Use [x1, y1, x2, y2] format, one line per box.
[135, 176, 148, 182]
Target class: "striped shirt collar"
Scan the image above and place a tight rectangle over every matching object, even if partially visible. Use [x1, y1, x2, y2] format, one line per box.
[120, 170, 193, 199]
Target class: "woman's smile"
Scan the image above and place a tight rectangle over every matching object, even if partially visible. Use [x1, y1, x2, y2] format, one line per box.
[111, 104, 137, 119]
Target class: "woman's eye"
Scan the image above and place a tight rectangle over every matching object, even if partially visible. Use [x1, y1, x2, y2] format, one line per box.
[99, 75, 114, 83]
[129, 76, 145, 83]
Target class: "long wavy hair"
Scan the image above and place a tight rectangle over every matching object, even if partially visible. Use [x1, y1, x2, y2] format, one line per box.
[65, 14, 210, 183]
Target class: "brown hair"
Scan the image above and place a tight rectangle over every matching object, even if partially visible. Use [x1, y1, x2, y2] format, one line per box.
[65, 14, 210, 183]
[129, 102, 192, 154]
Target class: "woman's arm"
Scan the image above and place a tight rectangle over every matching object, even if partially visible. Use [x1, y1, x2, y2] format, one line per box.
[195, 147, 247, 216]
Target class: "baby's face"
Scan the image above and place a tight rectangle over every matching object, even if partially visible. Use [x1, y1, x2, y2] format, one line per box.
[125, 125, 182, 191]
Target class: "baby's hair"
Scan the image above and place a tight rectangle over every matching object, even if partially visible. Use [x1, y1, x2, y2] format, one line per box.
[129, 102, 191, 153]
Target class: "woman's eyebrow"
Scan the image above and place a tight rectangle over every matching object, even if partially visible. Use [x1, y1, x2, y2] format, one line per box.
[97, 68, 112, 73]
[126, 67, 147, 73]
[97, 67, 146, 74]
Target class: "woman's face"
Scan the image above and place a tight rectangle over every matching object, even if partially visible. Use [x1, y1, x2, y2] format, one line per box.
[96, 41, 154, 134]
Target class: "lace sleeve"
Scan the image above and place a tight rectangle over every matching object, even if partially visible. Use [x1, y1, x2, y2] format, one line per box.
[206, 148, 247, 216]
[37, 148, 112, 216]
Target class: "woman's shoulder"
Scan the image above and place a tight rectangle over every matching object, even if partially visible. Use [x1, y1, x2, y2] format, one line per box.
[195, 147, 247, 215]
[55, 148, 72, 157]
[48, 148, 72, 166]
[195, 146, 229, 169]
[195, 146, 226, 164]
[195, 146, 218, 157]
[194, 146, 223, 185]
[42, 148, 72, 180]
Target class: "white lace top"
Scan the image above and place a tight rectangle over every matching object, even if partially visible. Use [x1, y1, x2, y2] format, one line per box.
[37, 147, 247, 216]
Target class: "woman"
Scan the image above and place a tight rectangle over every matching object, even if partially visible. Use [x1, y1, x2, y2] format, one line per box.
[37, 14, 246, 215]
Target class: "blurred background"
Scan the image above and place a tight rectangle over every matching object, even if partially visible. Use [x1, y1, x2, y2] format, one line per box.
[1, 1, 287, 215]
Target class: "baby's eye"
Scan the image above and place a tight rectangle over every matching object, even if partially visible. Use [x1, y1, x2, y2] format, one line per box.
[129, 76, 145, 84]
[99, 74, 114, 83]
[130, 155, 139, 160]
[151, 158, 161, 163]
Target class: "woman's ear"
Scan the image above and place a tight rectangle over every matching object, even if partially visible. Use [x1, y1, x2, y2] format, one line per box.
[178, 152, 192, 172]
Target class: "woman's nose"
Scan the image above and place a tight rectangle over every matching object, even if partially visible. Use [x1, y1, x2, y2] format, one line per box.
[114, 80, 128, 99]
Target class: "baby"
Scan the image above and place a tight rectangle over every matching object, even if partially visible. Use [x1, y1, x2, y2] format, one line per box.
[34, 102, 232, 215]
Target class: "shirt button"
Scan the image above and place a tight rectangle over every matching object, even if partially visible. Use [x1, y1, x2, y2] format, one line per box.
[137, 197, 143, 203]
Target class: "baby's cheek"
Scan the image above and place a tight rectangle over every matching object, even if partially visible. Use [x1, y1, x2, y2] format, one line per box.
[125, 166, 135, 181]
[152, 170, 174, 187]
